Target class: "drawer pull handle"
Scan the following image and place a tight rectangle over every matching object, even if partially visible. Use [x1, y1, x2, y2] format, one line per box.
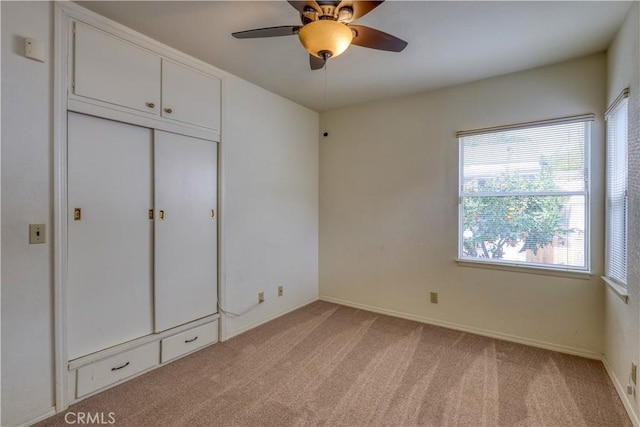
[111, 361, 130, 371]
[159, 210, 165, 220]
[164, 108, 173, 114]
[185, 336, 198, 343]
[146, 102, 155, 109]
[74, 208, 81, 221]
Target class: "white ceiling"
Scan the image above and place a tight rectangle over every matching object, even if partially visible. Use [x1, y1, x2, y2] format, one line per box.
[77, 1, 632, 112]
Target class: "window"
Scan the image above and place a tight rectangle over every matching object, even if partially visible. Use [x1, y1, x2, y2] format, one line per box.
[458, 115, 592, 271]
[605, 90, 628, 286]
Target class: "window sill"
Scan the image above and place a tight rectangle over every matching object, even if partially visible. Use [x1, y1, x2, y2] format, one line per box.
[455, 258, 593, 280]
[601, 276, 629, 303]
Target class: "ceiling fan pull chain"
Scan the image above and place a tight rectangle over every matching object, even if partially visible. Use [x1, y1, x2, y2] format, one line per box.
[322, 59, 329, 137]
[324, 59, 328, 110]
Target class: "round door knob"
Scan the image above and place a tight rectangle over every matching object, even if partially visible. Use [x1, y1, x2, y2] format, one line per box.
[164, 108, 173, 114]
[146, 102, 155, 108]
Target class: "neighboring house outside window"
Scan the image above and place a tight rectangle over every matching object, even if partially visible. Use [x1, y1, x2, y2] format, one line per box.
[604, 90, 629, 288]
[458, 115, 593, 272]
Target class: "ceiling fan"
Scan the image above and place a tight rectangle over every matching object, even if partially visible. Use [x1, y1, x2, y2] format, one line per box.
[232, 1, 408, 70]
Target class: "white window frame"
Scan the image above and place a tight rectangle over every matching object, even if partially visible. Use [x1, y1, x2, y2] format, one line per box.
[457, 114, 593, 273]
[604, 89, 629, 289]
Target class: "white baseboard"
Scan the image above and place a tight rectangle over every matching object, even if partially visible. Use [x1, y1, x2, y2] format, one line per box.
[9, 406, 56, 427]
[319, 295, 601, 360]
[602, 355, 640, 427]
[222, 297, 318, 341]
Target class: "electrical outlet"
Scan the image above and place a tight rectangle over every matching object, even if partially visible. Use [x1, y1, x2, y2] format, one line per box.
[632, 362, 637, 385]
[29, 224, 46, 244]
[430, 292, 438, 304]
[258, 292, 265, 304]
[278, 286, 283, 297]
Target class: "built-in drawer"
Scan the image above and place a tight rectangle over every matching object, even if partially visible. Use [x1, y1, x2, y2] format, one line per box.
[161, 321, 218, 363]
[76, 341, 159, 398]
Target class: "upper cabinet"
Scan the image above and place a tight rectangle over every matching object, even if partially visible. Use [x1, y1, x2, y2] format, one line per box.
[72, 22, 221, 139]
[74, 23, 161, 115]
[162, 59, 221, 131]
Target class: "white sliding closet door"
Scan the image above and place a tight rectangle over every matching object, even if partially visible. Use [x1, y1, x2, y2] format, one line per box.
[67, 112, 154, 359]
[154, 130, 218, 332]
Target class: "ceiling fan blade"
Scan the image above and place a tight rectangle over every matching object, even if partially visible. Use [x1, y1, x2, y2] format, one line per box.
[232, 26, 301, 39]
[336, 1, 384, 22]
[348, 25, 407, 52]
[288, 1, 322, 14]
[309, 54, 326, 70]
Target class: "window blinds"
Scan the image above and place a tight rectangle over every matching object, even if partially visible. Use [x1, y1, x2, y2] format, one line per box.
[605, 94, 628, 285]
[459, 116, 590, 270]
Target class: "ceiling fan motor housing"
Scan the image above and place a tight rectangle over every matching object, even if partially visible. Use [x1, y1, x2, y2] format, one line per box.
[305, 4, 353, 23]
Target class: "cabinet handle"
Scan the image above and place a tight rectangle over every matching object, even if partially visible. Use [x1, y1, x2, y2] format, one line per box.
[74, 208, 81, 221]
[111, 361, 130, 371]
[146, 102, 155, 109]
[185, 336, 198, 343]
[164, 108, 173, 114]
[211, 209, 215, 218]
[148, 209, 154, 220]
[159, 210, 165, 220]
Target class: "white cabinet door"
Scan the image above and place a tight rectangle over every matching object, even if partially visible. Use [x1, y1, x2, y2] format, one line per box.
[154, 131, 218, 332]
[161, 59, 221, 132]
[74, 23, 160, 115]
[67, 113, 154, 360]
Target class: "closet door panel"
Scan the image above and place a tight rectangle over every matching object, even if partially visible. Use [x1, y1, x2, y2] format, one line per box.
[154, 131, 218, 332]
[67, 112, 154, 360]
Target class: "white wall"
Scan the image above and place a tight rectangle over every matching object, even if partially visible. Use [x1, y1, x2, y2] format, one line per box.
[1, 2, 319, 425]
[2, 2, 56, 425]
[604, 2, 640, 424]
[319, 54, 607, 356]
[222, 75, 319, 338]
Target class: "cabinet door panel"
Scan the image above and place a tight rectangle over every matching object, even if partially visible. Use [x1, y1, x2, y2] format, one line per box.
[74, 23, 160, 115]
[67, 113, 154, 359]
[154, 131, 218, 332]
[161, 59, 221, 132]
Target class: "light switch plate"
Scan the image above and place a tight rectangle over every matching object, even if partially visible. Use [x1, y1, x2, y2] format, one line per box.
[29, 224, 46, 244]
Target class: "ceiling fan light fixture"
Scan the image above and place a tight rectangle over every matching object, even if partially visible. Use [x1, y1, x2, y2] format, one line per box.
[298, 20, 353, 59]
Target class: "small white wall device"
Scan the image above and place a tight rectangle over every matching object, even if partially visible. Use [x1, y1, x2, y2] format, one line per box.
[25, 37, 45, 62]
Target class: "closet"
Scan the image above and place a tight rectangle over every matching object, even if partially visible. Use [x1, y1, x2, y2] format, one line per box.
[64, 18, 221, 400]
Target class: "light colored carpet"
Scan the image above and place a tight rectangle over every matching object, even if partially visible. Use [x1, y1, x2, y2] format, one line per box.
[38, 301, 631, 426]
